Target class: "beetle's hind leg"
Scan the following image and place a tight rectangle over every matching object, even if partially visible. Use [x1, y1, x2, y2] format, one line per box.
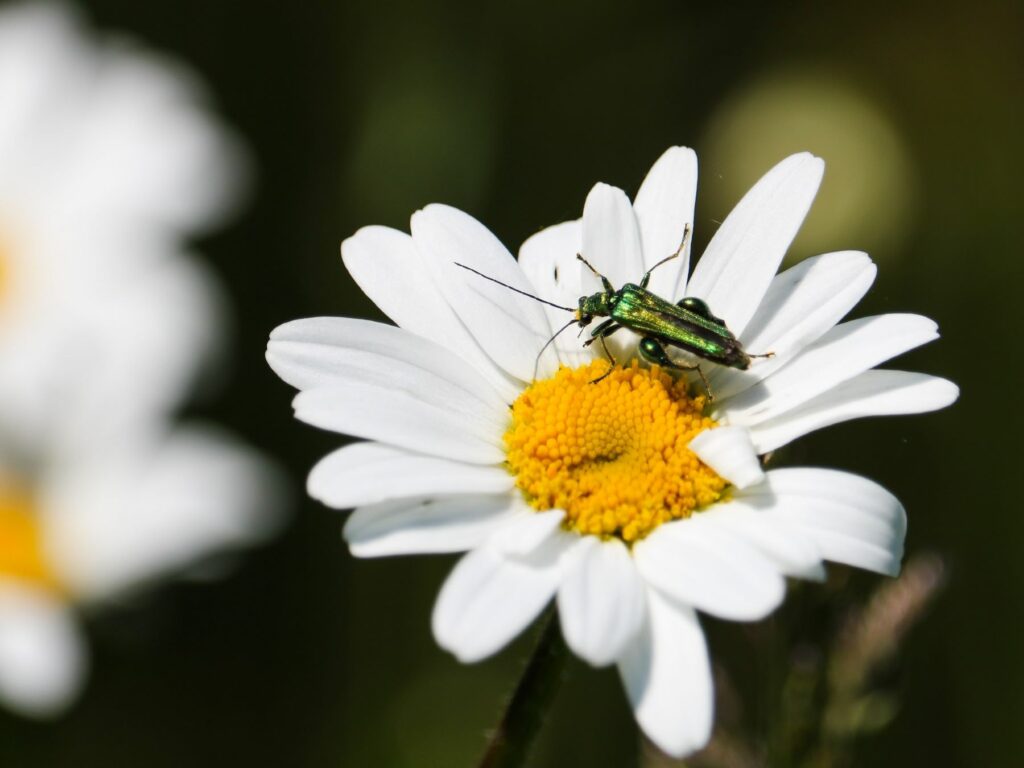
[638, 336, 714, 401]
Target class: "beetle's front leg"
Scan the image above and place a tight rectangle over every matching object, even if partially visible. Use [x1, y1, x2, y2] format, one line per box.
[582, 319, 620, 347]
[638, 336, 714, 400]
[586, 321, 623, 383]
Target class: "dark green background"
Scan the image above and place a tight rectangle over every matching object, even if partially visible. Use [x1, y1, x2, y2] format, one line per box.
[1, 0, 1019, 765]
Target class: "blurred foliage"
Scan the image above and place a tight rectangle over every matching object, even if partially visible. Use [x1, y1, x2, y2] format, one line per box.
[0, 0, 1020, 766]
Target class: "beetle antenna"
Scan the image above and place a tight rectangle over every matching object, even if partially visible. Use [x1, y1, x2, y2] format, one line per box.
[454, 263, 576, 312]
[532, 317, 578, 381]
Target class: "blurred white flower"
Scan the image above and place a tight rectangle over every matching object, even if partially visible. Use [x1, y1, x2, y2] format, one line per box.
[0, 3, 279, 717]
[269, 147, 957, 757]
[0, 1, 244, 449]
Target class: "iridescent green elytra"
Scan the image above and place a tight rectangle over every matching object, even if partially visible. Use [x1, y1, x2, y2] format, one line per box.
[455, 226, 769, 391]
[576, 263, 750, 372]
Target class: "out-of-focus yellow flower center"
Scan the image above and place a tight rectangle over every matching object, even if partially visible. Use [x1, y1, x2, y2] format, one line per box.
[0, 484, 61, 592]
[504, 360, 727, 542]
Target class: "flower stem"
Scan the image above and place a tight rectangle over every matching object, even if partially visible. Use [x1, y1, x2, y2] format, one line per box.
[477, 612, 569, 768]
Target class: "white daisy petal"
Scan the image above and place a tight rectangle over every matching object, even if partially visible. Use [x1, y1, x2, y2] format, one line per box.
[43, 47, 244, 234]
[632, 146, 698, 300]
[517, 220, 590, 366]
[308, 442, 513, 509]
[635, 514, 786, 621]
[618, 589, 713, 758]
[411, 204, 558, 382]
[344, 494, 524, 558]
[581, 183, 644, 289]
[0, 5, 242, 235]
[688, 426, 764, 489]
[489, 509, 566, 557]
[697, 502, 824, 581]
[710, 251, 877, 401]
[340, 226, 517, 399]
[557, 536, 646, 667]
[748, 370, 960, 454]
[686, 153, 825, 337]
[293, 380, 505, 465]
[267, 316, 507, 415]
[0, 584, 86, 718]
[432, 538, 567, 663]
[43, 425, 282, 601]
[0, 5, 84, 173]
[518, 219, 585, 309]
[738, 468, 906, 576]
[718, 314, 939, 425]
[0, 253, 219, 452]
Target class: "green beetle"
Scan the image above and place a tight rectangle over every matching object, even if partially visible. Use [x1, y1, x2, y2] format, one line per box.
[456, 226, 770, 393]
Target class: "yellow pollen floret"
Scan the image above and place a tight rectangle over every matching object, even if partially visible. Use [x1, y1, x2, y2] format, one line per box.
[504, 359, 727, 542]
[0, 484, 62, 593]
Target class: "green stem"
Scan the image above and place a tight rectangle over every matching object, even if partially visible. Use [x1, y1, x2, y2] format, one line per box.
[477, 613, 569, 768]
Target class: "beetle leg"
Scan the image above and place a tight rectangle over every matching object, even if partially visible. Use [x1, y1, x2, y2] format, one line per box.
[577, 253, 615, 292]
[587, 322, 623, 383]
[638, 336, 714, 401]
[639, 224, 691, 289]
[582, 319, 620, 346]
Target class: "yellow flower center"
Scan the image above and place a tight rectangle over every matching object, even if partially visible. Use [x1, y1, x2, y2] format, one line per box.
[0, 484, 62, 593]
[504, 360, 727, 542]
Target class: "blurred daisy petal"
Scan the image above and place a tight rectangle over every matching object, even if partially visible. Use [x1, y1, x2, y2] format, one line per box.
[0, 584, 85, 717]
[43, 426, 282, 600]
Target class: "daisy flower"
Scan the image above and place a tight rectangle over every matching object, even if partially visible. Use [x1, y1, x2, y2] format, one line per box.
[0, 1, 242, 450]
[0, 3, 279, 717]
[0, 423, 279, 717]
[267, 147, 958, 757]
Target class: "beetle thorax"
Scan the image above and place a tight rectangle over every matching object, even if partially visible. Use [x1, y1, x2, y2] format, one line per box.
[579, 290, 616, 318]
